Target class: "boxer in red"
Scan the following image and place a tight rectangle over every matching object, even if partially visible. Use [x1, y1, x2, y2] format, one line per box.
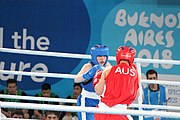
[93, 46, 140, 120]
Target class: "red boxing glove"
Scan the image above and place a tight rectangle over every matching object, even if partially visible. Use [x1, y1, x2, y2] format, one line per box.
[93, 70, 103, 87]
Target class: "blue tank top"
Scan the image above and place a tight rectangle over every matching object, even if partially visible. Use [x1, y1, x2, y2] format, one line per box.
[143, 85, 167, 120]
[143, 85, 166, 110]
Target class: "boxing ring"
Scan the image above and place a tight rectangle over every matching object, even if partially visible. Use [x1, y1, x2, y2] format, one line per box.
[0, 48, 180, 120]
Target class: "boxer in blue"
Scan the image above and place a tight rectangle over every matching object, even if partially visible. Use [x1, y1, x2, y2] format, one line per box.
[74, 44, 111, 120]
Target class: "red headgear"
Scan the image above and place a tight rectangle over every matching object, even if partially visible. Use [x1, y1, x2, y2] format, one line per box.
[116, 46, 136, 66]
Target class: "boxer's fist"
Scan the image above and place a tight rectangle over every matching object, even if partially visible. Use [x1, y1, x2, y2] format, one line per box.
[93, 70, 103, 87]
[82, 65, 104, 80]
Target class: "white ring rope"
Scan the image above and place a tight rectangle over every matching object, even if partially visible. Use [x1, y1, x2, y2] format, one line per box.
[0, 70, 76, 79]
[0, 48, 91, 59]
[1, 94, 180, 111]
[141, 79, 180, 85]
[0, 70, 180, 86]
[1, 102, 180, 119]
[0, 94, 77, 104]
[0, 48, 180, 64]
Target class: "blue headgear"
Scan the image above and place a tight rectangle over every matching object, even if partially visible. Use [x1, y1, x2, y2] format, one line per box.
[90, 45, 109, 66]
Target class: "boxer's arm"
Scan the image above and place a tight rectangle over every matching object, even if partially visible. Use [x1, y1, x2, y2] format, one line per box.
[74, 63, 91, 83]
[95, 66, 111, 95]
[82, 65, 104, 80]
[74, 63, 104, 83]
[93, 70, 103, 87]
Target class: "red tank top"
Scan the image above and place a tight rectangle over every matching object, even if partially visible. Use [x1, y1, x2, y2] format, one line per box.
[101, 63, 139, 107]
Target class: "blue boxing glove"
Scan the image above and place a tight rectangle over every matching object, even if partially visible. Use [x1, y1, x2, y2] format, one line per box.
[82, 65, 104, 80]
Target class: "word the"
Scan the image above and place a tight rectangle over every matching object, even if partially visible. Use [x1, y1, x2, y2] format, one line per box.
[0, 28, 50, 50]
[11, 28, 50, 50]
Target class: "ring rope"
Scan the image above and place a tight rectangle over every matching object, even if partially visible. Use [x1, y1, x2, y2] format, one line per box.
[1, 94, 180, 111]
[0, 70, 179, 86]
[0, 48, 180, 64]
[0, 94, 77, 103]
[141, 79, 180, 85]
[0, 70, 76, 79]
[0, 48, 91, 59]
[1, 102, 180, 119]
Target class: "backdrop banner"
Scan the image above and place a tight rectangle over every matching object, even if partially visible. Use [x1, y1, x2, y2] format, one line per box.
[0, 0, 179, 107]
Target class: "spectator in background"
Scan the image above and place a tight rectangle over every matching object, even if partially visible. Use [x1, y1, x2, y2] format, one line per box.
[67, 83, 82, 99]
[62, 102, 77, 120]
[11, 109, 24, 119]
[62, 83, 82, 120]
[45, 111, 60, 120]
[143, 69, 168, 120]
[74, 44, 111, 120]
[0, 79, 29, 118]
[32, 83, 60, 120]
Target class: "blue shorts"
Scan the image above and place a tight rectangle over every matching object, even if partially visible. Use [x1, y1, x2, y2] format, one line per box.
[77, 94, 99, 120]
